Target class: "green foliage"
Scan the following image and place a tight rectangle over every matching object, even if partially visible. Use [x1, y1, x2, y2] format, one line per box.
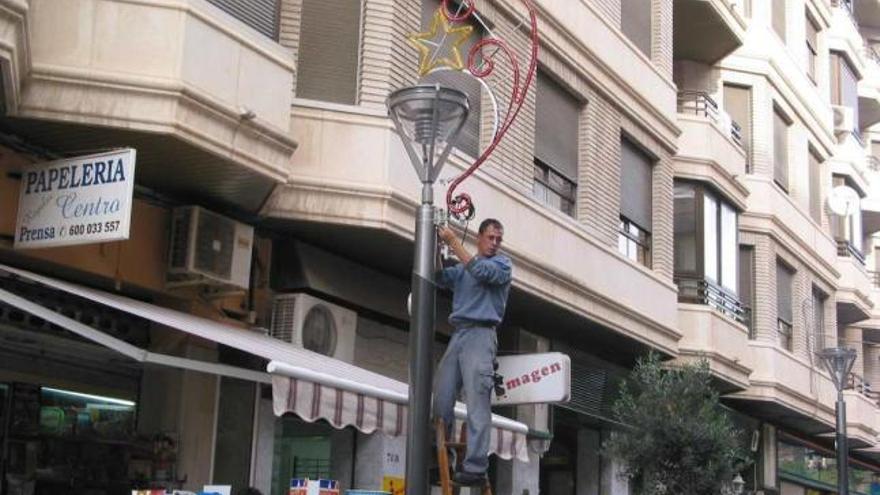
[601, 353, 749, 495]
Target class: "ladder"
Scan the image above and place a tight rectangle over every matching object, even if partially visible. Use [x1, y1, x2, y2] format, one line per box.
[435, 419, 493, 495]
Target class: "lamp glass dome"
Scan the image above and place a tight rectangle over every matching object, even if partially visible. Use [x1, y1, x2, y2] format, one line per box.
[819, 347, 857, 392]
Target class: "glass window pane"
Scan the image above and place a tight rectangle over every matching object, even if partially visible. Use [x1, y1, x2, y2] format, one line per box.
[674, 184, 697, 273]
[721, 202, 738, 292]
[618, 233, 628, 258]
[704, 193, 719, 281]
[851, 208, 863, 252]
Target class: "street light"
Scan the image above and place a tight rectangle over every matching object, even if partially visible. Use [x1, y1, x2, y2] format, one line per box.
[819, 346, 857, 495]
[387, 84, 470, 495]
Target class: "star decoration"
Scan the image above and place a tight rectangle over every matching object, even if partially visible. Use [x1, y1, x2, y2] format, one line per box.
[408, 8, 474, 77]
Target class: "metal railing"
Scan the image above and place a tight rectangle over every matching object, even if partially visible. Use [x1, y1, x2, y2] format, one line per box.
[677, 276, 749, 325]
[867, 155, 880, 172]
[832, 0, 858, 29]
[677, 90, 747, 151]
[837, 239, 867, 265]
[870, 270, 880, 289]
[865, 43, 880, 66]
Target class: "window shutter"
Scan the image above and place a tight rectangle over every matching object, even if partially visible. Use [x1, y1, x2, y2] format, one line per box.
[739, 246, 754, 310]
[207, 0, 279, 39]
[621, 0, 652, 57]
[419, 0, 483, 157]
[620, 138, 653, 232]
[772, 0, 786, 41]
[724, 85, 752, 153]
[297, 0, 362, 104]
[773, 108, 789, 190]
[809, 149, 822, 222]
[840, 55, 860, 131]
[776, 261, 794, 323]
[534, 73, 580, 182]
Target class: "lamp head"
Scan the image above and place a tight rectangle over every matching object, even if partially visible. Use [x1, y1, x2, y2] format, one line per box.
[387, 84, 469, 183]
[819, 347, 857, 392]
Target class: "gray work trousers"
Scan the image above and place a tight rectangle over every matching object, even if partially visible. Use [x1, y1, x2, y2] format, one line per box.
[433, 326, 497, 474]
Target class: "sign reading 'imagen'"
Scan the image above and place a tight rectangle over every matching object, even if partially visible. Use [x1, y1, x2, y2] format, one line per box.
[14, 149, 137, 249]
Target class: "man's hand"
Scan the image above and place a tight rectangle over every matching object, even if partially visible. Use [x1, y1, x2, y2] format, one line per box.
[437, 226, 473, 264]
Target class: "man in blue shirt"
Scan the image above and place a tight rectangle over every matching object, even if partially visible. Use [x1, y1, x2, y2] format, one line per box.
[434, 218, 512, 486]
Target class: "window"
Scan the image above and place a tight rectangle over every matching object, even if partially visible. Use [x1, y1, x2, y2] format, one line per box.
[739, 245, 755, 336]
[619, 137, 653, 267]
[621, 0, 652, 57]
[773, 106, 790, 191]
[830, 52, 860, 135]
[674, 182, 743, 322]
[297, 0, 362, 104]
[808, 147, 822, 223]
[724, 84, 752, 168]
[832, 174, 864, 261]
[420, 0, 483, 157]
[533, 71, 580, 216]
[811, 286, 827, 352]
[207, 0, 279, 39]
[776, 260, 795, 351]
[772, 0, 786, 42]
[805, 13, 819, 82]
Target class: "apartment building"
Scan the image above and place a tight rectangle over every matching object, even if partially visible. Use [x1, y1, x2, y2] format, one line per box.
[0, 0, 879, 494]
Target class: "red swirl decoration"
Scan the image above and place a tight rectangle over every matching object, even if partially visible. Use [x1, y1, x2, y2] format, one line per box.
[440, 0, 539, 220]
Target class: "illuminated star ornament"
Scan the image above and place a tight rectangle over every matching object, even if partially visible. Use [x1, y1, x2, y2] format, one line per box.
[408, 8, 474, 77]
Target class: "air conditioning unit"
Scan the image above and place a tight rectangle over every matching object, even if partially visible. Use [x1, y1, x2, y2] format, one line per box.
[270, 293, 357, 363]
[833, 105, 855, 135]
[167, 206, 254, 289]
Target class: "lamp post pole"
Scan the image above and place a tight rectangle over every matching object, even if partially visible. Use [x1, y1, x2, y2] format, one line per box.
[387, 85, 469, 495]
[819, 347, 857, 495]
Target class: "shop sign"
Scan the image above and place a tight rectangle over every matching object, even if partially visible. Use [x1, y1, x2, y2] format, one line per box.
[492, 352, 571, 406]
[14, 149, 136, 249]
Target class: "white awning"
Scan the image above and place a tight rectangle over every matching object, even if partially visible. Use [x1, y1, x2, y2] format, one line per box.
[0, 264, 529, 461]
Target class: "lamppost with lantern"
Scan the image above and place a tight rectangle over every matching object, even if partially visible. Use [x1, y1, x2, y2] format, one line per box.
[819, 346, 857, 495]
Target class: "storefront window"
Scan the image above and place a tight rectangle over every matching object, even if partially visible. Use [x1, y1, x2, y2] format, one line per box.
[778, 440, 878, 494]
[270, 417, 354, 495]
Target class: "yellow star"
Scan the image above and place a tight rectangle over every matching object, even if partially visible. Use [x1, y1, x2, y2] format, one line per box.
[408, 9, 474, 77]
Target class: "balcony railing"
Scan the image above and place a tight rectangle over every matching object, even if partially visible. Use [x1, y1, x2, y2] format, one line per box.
[870, 270, 880, 289]
[867, 155, 880, 172]
[832, 0, 858, 30]
[777, 318, 793, 351]
[677, 90, 746, 151]
[677, 276, 749, 325]
[837, 239, 867, 265]
[864, 43, 880, 66]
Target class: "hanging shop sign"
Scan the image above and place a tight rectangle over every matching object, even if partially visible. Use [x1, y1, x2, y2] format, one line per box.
[14, 149, 136, 249]
[492, 352, 571, 406]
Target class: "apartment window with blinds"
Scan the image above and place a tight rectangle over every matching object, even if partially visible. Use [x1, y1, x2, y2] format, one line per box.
[772, 0, 786, 42]
[296, 0, 362, 104]
[724, 84, 752, 169]
[621, 0, 652, 57]
[739, 245, 755, 336]
[832, 174, 864, 261]
[811, 286, 827, 351]
[619, 137, 653, 267]
[773, 106, 790, 192]
[831, 52, 860, 135]
[533, 72, 580, 216]
[776, 260, 795, 351]
[420, 0, 483, 157]
[805, 13, 819, 83]
[207, 0, 279, 39]
[673, 182, 744, 323]
[808, 147, 822, 223]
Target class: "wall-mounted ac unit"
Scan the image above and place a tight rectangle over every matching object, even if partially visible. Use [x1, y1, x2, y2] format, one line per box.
[270, 293, 357, 363]
[833, 105, 855, 135]
[167, 206, 254, 289]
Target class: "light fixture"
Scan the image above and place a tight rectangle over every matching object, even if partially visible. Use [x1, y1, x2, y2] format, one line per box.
[819, 347, 857, 495]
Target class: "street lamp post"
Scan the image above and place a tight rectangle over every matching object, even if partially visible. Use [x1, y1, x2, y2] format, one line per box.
[387, 84, 470, 495]
[819, 347, 857, 495]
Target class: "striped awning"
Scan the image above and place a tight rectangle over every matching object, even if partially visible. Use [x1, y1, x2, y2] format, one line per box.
[0, 264, 529, 462]
[269, 361, 529, 462]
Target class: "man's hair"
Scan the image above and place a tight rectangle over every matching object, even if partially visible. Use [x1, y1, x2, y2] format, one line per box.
[479, 218, 503, 234]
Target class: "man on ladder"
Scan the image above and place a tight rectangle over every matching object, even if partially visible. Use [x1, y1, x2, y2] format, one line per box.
[435, 218, 512, 487]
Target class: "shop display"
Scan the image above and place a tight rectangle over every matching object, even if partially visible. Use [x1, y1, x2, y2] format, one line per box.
[289, 478, 340, 495]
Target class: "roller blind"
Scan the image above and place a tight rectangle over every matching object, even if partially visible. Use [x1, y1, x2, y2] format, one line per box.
[724, 84, 752, 156]
[772, 0, 786, 41]
[534, 72, 580, 182]
[419, 0, 483, 157]
[207, 0, 279, 39]
[776, 261, 794, 323]
[621, 0, 652, 57]
[620, 138, 653, 232]
[809, 149, 822, 222]
[297, 0, 362, 104]
[773, 107, 789, 191]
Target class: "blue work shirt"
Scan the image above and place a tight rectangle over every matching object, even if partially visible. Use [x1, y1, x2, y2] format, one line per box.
[436, 254, 512, 328]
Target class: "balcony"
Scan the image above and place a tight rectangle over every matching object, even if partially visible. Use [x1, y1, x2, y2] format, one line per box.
[856, 1, 880, 29]
[837, 241, 874, 325]
[0, 0, 297, 212]
[728, 341, 836, 436]
[674, 91, 749, 207]
[675, 278, 752, 391]
[673, 0, 746, 64]
[843, 373, 880, 447]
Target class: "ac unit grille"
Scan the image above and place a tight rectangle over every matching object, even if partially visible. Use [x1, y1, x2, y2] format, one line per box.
[194, 209, 235, 279]
[302, 305, 337, 355]
[169, 209, 191, 269]
[270, 296, 297, 343]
